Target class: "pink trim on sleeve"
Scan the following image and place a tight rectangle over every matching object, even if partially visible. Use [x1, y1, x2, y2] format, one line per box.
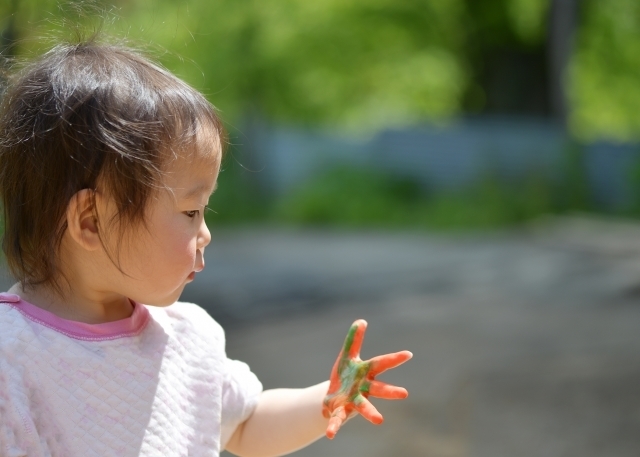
[0, 292, 150, 341]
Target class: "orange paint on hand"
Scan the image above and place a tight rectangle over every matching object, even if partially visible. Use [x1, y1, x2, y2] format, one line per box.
[322, 319, 412, 439]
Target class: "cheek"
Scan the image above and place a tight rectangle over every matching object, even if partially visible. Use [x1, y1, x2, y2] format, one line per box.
[154, 222, 197, 261]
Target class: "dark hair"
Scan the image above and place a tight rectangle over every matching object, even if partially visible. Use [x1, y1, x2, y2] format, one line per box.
[0, 39, 224, 291]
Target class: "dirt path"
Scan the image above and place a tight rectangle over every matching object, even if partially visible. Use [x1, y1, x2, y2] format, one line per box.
[187, 217, 640, 457]
[3, 216, 640, 456]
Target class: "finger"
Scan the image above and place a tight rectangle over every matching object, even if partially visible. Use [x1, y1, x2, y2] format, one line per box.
[366, 380, 409, 400]
[368, 350, 413, 376]
[354, 395, 383, 425]
[343, 319, 367, 360]
[328, 347, 344, 384]
[325, 405, 347, 439]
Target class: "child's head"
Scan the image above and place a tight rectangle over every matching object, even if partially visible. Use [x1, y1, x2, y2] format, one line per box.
[0, 39, 224, 299]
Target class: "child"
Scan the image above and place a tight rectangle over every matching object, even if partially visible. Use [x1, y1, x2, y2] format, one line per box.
[0, 39, 412, 456]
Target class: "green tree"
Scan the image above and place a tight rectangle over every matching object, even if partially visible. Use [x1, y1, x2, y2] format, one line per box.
[3, 0, 640, 141]
[120, 0, 468, 131]
[570, 0, 640, 141]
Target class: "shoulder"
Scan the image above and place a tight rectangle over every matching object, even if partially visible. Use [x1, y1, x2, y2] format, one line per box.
[160, 301, 222, 334]
[0, 301, 32, 350]
[145, 301, 225, 346]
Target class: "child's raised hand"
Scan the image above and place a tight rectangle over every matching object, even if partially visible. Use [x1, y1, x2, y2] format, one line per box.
[322, 319, 412, 439]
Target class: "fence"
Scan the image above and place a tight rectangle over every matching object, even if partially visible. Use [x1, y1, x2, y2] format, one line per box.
[237, 116, 640, 210]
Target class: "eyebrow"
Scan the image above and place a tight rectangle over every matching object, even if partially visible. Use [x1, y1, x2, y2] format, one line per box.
[182, 182, 217, 200]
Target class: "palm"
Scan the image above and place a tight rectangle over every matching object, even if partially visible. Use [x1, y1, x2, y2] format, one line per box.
[322, 319, 412, 439]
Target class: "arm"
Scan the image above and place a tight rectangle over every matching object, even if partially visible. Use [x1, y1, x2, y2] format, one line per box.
[225, 320, 412, 457]
[224, 381, 330, 457]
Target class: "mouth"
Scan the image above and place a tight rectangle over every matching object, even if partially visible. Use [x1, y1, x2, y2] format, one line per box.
[187, 271, 196, 281]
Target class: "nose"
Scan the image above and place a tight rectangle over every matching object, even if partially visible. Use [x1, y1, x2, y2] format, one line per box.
[198, 218, 211, 249]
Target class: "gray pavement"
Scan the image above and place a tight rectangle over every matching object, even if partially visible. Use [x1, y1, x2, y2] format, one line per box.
[2, 216, 640, 456]
[183, 216, 640, 457]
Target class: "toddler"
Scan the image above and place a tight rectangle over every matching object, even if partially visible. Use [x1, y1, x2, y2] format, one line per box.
[0, 39, 411, 456]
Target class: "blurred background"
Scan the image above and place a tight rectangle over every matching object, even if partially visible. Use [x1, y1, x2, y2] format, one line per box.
[2, 0, 640, 455]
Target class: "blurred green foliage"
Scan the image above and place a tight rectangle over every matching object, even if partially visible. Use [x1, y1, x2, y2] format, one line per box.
[2, 0, 639, 139]
[121, 0, 470, 131]
[624, 153, 640, 218]
[3, 0, 640, 230]
[273, 167, 427, 227]
[274, 172, 560, 230]
[206, 152, 271, 224]
[570, 0, 640, 141]
[206, 144, 598, 231]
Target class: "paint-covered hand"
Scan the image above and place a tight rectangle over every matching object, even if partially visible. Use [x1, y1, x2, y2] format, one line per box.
[322, 319, 413, 439]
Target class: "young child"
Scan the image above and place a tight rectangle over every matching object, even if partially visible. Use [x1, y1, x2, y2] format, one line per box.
[0, 39, 412, 456]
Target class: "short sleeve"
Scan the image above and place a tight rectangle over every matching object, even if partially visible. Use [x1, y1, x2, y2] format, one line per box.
[220, 358, 263, 449]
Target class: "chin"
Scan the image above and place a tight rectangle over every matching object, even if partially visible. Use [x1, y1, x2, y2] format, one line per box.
[143, 288, 185, 307]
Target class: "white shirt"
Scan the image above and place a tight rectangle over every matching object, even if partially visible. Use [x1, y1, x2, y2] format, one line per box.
[0, 292, 262, 457]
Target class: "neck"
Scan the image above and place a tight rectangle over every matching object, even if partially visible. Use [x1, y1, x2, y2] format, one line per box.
[8, 282, 134, 324]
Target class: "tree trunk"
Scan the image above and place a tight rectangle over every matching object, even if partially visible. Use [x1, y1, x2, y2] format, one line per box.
[1, 0, 20, 58]
[548, 0, 581, 127]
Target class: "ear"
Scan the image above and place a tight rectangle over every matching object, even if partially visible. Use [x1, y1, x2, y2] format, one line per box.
[66, 188, 102, 251]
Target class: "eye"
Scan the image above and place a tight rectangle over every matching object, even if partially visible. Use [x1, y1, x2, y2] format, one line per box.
[185, 210, 200, 218]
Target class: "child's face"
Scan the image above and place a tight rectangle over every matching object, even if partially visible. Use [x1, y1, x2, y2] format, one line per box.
[101, 147, 220, 307]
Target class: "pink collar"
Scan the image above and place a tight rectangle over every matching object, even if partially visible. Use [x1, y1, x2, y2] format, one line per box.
[0, 292, 150, 341]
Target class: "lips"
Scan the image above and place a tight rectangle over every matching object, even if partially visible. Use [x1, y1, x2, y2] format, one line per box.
[188, 255, 205, 281]
[194, 250, 205, 273]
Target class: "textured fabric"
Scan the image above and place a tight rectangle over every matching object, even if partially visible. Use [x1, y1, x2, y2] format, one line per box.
[0, 293, 262, 457]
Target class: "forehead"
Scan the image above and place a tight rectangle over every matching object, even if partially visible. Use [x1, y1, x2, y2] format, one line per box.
[164, 153, 219, 193]
[163, 129, 221, 194]
[180, 120, 223, 163]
